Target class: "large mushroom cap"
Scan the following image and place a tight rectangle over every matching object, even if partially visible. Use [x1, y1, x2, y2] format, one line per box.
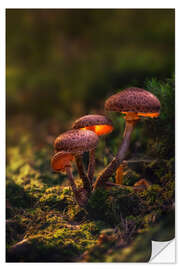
[54, 129, 99, 154]
[51, 151, 74, 172]
[105, 87, 160, 118]
[72, 114, 113, 136]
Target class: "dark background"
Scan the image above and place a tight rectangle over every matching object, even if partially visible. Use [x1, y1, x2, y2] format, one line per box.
[6, 9, 175, 135]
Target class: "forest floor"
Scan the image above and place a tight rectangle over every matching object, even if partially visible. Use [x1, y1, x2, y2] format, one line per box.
[6, 132, 174, 262]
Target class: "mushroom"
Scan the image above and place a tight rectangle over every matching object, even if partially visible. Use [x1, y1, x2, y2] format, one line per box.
[51, 150, 89, 207]
[133, 178, 151, 191]
[115, 161, 128, 185]
[51, 151, 74, 173]
[51, 151, 77, 198]
[54, 129, 99, 196]
[93, 87, 160, 190]
[72, 114, 113, 183]
[72, 114, 113, 136]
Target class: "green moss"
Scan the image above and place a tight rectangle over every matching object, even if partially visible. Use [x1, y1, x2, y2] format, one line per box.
[6, 219, 26, 246]
[105, 232, 152, 262]
[6, 180, 35, 208]
[123, 169, 141, 186]
[87, 188, 109, 220]
[6, 213, 104, 262]
[6, 76, 175, 262]
[87, 187, 144, 226]
[39, 186, 71, 210]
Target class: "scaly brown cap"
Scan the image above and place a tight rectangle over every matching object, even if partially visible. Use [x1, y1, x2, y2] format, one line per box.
[105, 87, 160, 118]
[54, 129, 99, 154]
[72, 114, 113, 136]
[51, 151, 74, 172]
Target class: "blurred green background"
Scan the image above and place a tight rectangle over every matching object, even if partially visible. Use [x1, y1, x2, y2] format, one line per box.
[6, 9, 175, 140]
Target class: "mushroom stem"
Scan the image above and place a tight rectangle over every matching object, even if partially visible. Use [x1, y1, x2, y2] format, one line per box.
[65, 166, 87, 207]
[93, 120, 136, 191]
[88, 148, 95, 184]
[75, 154, 91, 195]
[65, 166, 78, 195]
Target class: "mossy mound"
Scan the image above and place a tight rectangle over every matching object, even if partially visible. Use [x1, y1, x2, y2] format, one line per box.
[87, 188, 144, 225]
[6, 76, 175, 262]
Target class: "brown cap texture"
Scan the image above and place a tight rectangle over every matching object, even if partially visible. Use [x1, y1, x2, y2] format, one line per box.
[72, 114, 113, 129]
[72, 114, 113, 136]
[51, 151, 74, 172]
[105, 87, 160, 115]
[54, 129, 99, 154]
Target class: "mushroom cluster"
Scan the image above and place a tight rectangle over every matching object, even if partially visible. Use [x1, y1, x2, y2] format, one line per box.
[51, 87, 160, 207]
[52, 129, 99, 206]
[72, 114, 113, 183]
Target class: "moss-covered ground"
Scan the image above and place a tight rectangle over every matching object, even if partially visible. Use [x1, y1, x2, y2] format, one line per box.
[6, 77, 175, 262]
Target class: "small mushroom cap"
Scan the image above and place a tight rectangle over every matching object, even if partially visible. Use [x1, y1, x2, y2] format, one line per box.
[105, 87, 160, 117]
[134, 178, 151, 188]
[54, 129, 99, 154]
[51, 151, 74, 172]
[72, 114, 113, 136]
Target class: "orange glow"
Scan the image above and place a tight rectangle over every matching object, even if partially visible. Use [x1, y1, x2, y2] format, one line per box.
[122, 111, 159, 120]
[122, 112, 139, 121]
[95, 125, 113, 136]
[137, 112, 159, 118]
[51, 153, 74, 172]
[80, 126, 95, 132]
[80, 125, 113, 136]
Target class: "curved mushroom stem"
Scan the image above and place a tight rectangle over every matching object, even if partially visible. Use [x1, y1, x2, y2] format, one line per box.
[75, 154, 91, 195]
[88, 148, 96, 185]
[93, 119, 137, 191]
